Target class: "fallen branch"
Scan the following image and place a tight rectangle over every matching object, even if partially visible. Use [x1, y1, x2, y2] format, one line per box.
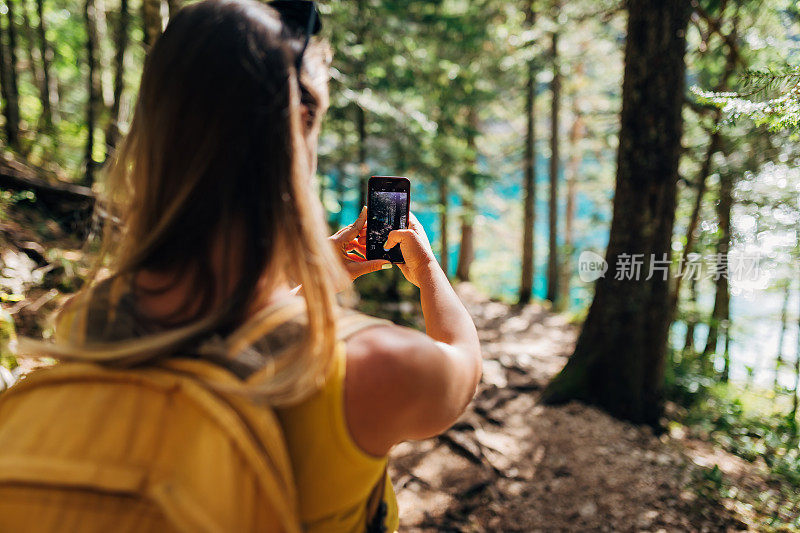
[0, 159, 95, 205]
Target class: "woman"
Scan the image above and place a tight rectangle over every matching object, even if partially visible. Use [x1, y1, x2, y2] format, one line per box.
[1, 0, 481, 531]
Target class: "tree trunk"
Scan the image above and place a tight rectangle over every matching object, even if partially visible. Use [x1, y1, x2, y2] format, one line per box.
[775, 281, 790, 389]
[356, 105, 367, 209]
[547, 30, 561, 307]
[336, 132, 347, 230]
[21, 0, 48, 129]
[84, 0, 101, 185]
[541, 0, 691, 426]
[105, 0, 130, 152]
[355, 0, 368, 210]
[792, 228, 800, 422]
[793, 284, 800, 422]
[0, 1, 20, 147]
[94, 0, 112, 110]
[561, 64, 585, 310]
[682, 275, 698, 355]
[439, 177, 450, 277]
[721, 322, 730, 383]
[518, 0, 537, 305]
[668, 120, 722, 323]
[670, 12, 737, 328]
[456, 107, 478, 282]
[142, 0, 163, 48]
[702, 169, 732, 370]
[35, 0, 58, 128]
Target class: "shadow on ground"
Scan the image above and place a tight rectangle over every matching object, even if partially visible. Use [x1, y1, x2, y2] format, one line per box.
[389, 284, 755, 532]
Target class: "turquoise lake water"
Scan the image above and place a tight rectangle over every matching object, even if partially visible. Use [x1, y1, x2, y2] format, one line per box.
[328, 159, 799, 389]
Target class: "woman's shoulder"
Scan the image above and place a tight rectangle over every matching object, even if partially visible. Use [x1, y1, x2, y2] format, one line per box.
[342, 321, 454, 456]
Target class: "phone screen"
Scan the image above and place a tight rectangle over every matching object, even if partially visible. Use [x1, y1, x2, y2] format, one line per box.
[366, 177, 410, 263]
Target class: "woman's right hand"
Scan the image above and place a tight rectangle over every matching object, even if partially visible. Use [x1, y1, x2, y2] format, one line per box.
[382, 213, 440, 287]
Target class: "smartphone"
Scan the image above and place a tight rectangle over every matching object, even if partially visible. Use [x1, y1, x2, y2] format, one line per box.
[366, 176, 410, 263]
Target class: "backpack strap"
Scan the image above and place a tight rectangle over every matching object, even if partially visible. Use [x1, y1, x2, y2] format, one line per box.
[334, 312, 393, 341]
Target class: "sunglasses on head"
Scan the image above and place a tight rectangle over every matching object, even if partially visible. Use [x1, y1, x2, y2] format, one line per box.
[268, 0, 322, 72]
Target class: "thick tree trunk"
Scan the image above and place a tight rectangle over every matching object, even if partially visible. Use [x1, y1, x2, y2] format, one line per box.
[541, 0, 691, 426]
[105, 0, 130, 152]
[0, 2, 20, 147]
[518, 1, 537, 305]
[439, 177, 449, 277]
[35, 0, 58, 128]
[84, 0, 101, 185]
[142, 0, 163, 48]
[775, 281, 790, 389]
[456, 107, 478, 282]
[547, 30, 561, 307]
[702, 169, 732, 370]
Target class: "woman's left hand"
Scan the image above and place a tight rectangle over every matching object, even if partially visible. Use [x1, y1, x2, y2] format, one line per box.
[330, 206, 391, 280]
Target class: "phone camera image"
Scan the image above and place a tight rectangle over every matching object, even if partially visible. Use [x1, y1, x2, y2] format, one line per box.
[366, 178, 409, 263]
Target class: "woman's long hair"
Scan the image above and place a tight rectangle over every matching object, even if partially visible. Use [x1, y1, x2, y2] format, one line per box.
[18, 0, 348, 405]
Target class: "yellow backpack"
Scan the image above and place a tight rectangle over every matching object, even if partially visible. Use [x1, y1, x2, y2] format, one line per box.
[0, 357, 301, 533]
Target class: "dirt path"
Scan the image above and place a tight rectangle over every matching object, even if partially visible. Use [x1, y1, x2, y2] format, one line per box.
[389, 284, 765, 532]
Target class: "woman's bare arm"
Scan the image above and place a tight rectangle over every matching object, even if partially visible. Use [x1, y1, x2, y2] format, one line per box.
[344, 213, 481, 457]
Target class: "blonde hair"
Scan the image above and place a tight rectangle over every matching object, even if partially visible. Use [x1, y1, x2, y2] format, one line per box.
[18, 0, 348, 405]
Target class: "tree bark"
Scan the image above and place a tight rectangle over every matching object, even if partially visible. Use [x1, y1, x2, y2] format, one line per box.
[702, 168, 732, 370]
[541, 0, 691, 426]
[105, 0, 130, 152]
[0, 1, 20, 147]
[456, 107, 478, 282]
[84, 0, 101, 185]
[547, 30, 561, 306]
[35, 0, 58, 128]
[519, 0, 537, 305]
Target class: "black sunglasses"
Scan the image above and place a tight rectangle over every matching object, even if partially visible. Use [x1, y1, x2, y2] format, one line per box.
[268, 0, 322, 72]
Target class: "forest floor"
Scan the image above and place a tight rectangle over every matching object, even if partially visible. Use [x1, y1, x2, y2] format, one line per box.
[389, 284, 783, 532]
[0, 203, 790, 532]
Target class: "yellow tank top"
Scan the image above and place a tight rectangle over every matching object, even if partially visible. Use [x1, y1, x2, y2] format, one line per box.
[276, 341, 399, 533]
